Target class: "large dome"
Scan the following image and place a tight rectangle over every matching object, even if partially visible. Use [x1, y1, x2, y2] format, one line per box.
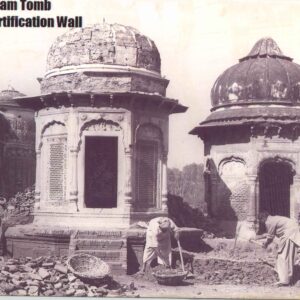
[41, 22, 167, 95]
[46, 22, 161, 74]
[211, 37, 300, 107]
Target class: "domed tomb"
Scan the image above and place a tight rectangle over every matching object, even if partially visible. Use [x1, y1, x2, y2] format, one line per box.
[41, 22, 167, 96]
[15, 22, 187, 232]
[11, 22, 187, 273]
[191, 37, 300, 237]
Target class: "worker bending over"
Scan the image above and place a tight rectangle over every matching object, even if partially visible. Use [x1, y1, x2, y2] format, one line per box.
[140, 217, 179, 273]
[253, 211, 300, 286]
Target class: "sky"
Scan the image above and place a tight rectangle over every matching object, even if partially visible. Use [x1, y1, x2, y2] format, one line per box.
[1, 0, 300, 168]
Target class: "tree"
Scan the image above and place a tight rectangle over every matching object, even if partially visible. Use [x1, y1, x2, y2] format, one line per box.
[168, 163, 206, 212]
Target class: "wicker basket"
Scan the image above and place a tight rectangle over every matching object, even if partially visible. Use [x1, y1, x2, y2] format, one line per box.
[67, 254, 110, 280]
[152, 269, 188, 285]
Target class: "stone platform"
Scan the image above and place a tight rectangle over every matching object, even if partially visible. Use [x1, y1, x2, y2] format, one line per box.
[5, 225, 203, 275]
[5, 224, 147, 275]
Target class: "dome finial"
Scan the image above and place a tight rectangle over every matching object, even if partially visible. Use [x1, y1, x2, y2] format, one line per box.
[103, 17, 105, 24]
[239, 37, 292, 62]
[7, 82, 15, 92]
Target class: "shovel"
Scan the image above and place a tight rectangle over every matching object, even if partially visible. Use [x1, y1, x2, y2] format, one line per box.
[177, 239, 185, 272]
[248, 240, 275, 269]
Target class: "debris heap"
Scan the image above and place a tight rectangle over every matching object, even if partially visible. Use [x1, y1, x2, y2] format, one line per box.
[0, 256, 139, 297]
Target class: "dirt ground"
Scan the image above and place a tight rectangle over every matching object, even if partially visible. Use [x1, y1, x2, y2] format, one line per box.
[116, 274, 300, 299]
[115, 238, 300, 299]
[1, 237, 300, 298]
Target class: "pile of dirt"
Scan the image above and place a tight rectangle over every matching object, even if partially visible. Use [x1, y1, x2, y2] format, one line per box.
[200, 238, 277, 261]
[0, 256, 139, 297]
[135, 259, 278, 286]
[193, 258, 277, 285]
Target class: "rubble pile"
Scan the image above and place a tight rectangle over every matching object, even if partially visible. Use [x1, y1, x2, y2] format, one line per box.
[194, 258, 277, 285]
[0, 256, 139, 297]
[1, 186, 35, 230]
[6, 187, 35, 214]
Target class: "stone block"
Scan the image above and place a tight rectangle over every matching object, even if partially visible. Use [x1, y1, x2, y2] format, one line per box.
[10, 289, 27, 296]
[54, 282, 62, 289]
[65, 288, 76, 296]
[43, 289, 55, 296]
[54, 263, 68, 274]
[29, 273, 43, 281]
[38, 268, 50, 279]
[74, 290, 87, 297]
[0, 282, 15, 293]
[28, 286, 39, 296]
[68, 274, 76, 282]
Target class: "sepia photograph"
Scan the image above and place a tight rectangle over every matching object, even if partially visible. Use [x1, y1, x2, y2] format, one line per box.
[0, 0, 300, 298]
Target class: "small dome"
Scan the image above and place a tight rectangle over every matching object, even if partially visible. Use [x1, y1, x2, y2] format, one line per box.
[46, 22, 161, 74]
[211, 37, 300, 107]
[0, 86, 25, 106]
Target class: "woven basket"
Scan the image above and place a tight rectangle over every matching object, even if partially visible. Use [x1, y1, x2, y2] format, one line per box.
[152, 269, 188, 285]
[67, 254, 110, 280]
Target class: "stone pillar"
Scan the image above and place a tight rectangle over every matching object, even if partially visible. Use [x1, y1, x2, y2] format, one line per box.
[69, 149, 79, 209]
[68, 109, 79, 211]
[161, 152, 168, 212]
[124, 147, 133, 209]
[247, 175, 258, 228]
[34, 149, 41, 210]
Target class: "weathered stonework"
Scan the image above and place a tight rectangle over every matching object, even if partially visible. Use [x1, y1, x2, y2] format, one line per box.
[191, 38, 300, 236]
[46, 23, 161, 73]
[41, 73, 168, 96]
[11, 22, 187, 273]
[42, 23, 168, 96]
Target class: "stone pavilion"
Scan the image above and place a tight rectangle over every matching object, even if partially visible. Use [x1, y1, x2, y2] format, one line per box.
[6, 23, 187, 273]
[191, 38, 300, 235]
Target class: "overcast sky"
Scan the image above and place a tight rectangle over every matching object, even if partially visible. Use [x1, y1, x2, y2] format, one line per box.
[1, 0, 300, 168]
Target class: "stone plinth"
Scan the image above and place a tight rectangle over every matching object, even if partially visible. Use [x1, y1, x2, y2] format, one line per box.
[5, 224, 147, 275]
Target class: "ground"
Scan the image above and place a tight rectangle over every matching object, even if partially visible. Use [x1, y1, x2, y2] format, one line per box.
[118, 237, 300, 299]
[1, 237, 300, 298]
[116, 274, 300, 299]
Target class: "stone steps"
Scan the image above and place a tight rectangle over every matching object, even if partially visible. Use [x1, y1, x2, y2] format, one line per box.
[69, 230, 127, 275]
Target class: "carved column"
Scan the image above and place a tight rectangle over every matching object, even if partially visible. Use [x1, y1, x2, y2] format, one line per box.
[161, 152, 168, 212]
[68, 109, 79, 210]
[124, 147, 133, 210]
[69, 149, 79, 207]
[34, 149, 41, 209]
[247, 175, 258, 225]
[34, 113, 41, 210]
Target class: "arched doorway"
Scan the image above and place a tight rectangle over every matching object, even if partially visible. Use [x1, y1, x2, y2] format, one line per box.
[259, 161, 293, 217]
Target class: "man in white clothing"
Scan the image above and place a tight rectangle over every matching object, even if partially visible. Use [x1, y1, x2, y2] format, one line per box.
[140, 217, 180, 273]
[253, 211, 300, 286]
